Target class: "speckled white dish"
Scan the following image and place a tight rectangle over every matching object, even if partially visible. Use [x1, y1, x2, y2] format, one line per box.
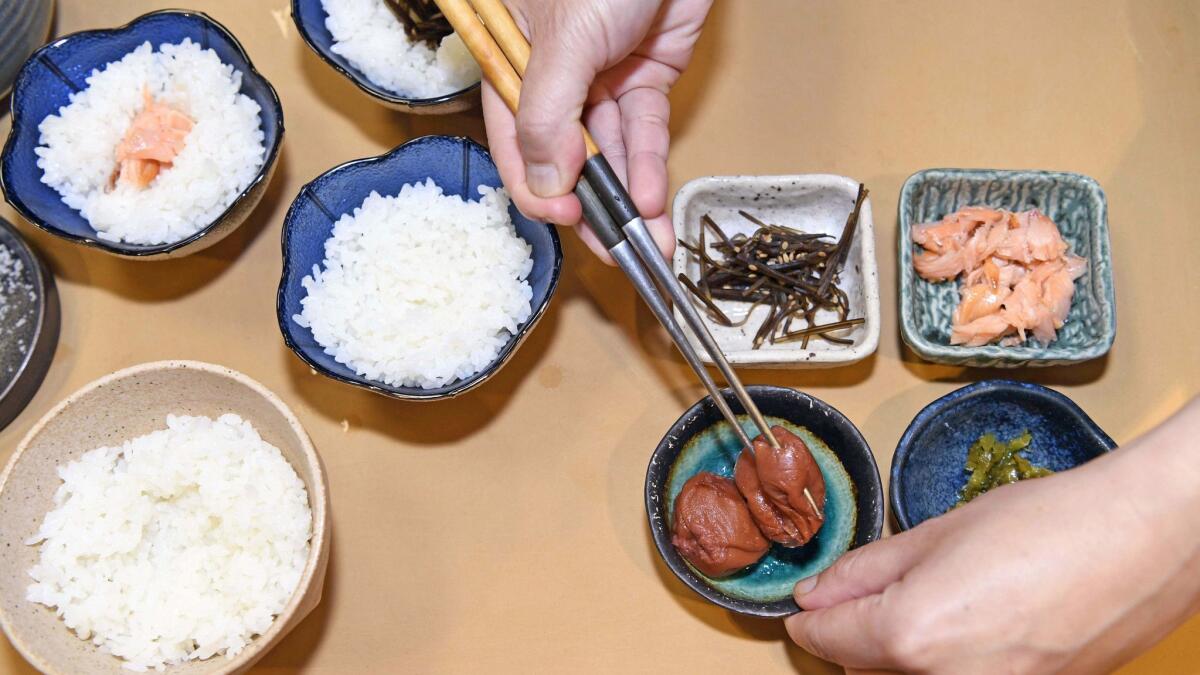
[671, 174, 880, 368]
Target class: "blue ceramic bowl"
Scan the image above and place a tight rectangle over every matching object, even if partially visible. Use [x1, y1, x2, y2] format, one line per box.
[0, 0, 53, 99]
[291, 0, 480, 114]
[898, 168, 1116, 367]
[890, 380, 1116, 531]
[646, 385, 884, 617]
[1, 10, 284, 259]
[277, 135, 562, 401]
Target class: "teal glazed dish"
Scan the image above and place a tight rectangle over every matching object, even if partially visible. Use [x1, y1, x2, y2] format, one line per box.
[646, 386, 883, 617]
[898, 169, 1116, 367]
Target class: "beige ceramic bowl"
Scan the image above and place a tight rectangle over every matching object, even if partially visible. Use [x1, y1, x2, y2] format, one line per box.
[0, 361, 331, 674]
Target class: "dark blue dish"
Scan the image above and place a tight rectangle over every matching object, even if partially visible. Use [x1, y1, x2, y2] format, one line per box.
[890, 380, 1116, 531]
[277, 135, 562, 401]
[291, 0, 480, 114]
[646, 385, 884, 618]
[1, 10, 284, 259]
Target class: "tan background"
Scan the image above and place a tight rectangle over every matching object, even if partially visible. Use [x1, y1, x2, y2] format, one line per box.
[2, 0, 1198, 672]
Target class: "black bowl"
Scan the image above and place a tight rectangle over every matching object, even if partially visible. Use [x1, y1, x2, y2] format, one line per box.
[890, 380, 1116, 531]
[0, 217, 58, 431]
[1, 10, 284, 259]
[646, 385, 884, 617]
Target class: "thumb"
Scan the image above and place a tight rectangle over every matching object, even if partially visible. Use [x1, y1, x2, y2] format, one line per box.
[794, 522, 940, 610]
[515, 16, 600, 198]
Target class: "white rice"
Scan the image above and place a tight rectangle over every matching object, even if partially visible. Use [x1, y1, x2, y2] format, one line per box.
[321, 0, 481, 98]
[293, 179, 534, 389]
[35, 40, 266, 245]
[25, 414, 312, 672]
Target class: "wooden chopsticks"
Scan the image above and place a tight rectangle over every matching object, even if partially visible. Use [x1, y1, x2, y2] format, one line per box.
[432, 0, 805, 470]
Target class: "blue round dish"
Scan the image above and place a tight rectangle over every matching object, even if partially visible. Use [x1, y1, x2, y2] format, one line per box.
[890, 380, 1116, 531]
[0, 0, 53, 100]
[277, 134, 562, 401]
[646, 385, 884, 617]
[291, 0, 480, 114]
[1, 10, 284, 259]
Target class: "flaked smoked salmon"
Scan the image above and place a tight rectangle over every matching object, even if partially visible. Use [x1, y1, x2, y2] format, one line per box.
[913, 207, 1086, 347]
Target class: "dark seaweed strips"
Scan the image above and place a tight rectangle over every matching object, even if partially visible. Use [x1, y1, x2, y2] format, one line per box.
[383, 0, 454, 48]
[679, 185, 868, 349]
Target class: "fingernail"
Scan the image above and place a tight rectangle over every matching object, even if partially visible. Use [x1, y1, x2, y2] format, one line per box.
[526, 162, 563, 197]
[794, 575, 818, 597]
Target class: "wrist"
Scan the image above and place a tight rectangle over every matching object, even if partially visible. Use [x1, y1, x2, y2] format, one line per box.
[1104, 398, 1200, 551]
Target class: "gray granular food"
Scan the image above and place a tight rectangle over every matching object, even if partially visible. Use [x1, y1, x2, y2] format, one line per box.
[0, 243, 37, 381]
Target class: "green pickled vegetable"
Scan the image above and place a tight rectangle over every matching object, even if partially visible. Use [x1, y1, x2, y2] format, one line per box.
[956, 431, 1053, 506]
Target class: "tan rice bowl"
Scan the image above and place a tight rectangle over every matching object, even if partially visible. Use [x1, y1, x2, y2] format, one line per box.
[0, 360, 330, 674]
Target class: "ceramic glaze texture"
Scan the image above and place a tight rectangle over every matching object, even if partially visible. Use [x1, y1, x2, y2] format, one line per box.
[0, 361, 330, 675]
[646, 385, 883, 617]
[1, 11, 284, 258]
[290, 0, 480, 113]
[277, 135, 563, 401]
[898, 169, 1116, 367]
[0, 0, 54, 98]
[665, 416, 856, 602]
[671, 174, 881, 368]
[890, 380, 1115, 531]
[0, 217, 59, 432]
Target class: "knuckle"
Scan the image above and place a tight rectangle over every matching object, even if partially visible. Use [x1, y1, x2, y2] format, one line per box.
[514, 112, 559, 145]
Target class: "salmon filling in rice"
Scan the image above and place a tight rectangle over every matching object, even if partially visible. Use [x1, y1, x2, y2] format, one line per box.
[34, 39, 266, 245]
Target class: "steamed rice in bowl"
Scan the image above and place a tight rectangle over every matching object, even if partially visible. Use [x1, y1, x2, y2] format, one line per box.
[293, 178, 534, 390]
[320, 0, 481, 99]
[34, 39, 266, 246]
[24, 414, 311, 671]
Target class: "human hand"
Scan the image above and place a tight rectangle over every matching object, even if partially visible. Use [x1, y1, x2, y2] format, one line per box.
[785, 399, 1200, 674]
[481, 0, 712, 263]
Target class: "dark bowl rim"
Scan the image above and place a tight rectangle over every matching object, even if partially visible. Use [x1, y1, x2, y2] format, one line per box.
[0, 217, 56, 413]
[896, 167, 1116, 365]
[644, 384, 885, 618]
[275, 134, 563, 402]
[0, 0, 56, 101]
[888, 379, 1117, 531]
[0, 9, 286, 258]
[289, 0, 481, 108]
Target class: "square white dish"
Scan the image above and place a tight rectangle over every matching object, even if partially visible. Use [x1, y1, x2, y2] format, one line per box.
[671, 174, 880, 368]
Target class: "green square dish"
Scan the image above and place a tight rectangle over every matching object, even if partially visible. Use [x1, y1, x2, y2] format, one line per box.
[898, 169, 1115, 367]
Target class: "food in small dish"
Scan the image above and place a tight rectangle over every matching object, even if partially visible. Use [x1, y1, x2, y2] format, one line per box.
[911, 207, 1087, 347]
[734, 426, 826, 547]
[293, 178, 534, 390]
[24, 413, 312, 672]
[34, 39, 266, 246]
[0, 241, 35, 361]
[957, 430, 1053, 505]
[670, 425, 833, 578]
[321, 0, 480, 98]
[671, 472, 769, 578]
[678, 185, 867, 349]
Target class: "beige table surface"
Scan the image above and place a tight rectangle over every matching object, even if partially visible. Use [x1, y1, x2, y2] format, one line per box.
[2, 0, 1198, 673]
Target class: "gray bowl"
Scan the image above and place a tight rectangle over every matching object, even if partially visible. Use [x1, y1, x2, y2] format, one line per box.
[0, 217, 59, 431]
[0, 0, 53, 100]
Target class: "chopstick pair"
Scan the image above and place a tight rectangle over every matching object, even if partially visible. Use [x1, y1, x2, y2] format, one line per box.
[436, 0, 821, 517]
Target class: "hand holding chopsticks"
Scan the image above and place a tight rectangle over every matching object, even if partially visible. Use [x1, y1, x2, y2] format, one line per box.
[435, 0, 822, 516]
